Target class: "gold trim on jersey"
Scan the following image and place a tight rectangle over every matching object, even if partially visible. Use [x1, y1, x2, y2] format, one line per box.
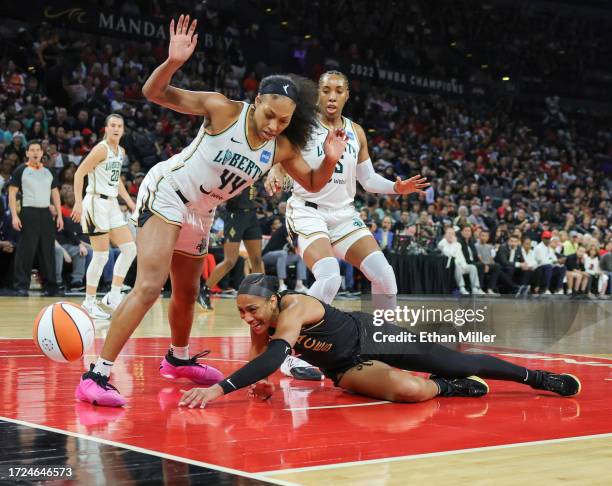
[244, 104, 269, 151]
[286, 214, 328, 239]
[317, 116, 347, 132]
[173, 249, 207, 259]
[143, 176, 183, 226]
[183, 128, 207, 162]
[331, 226, 370, 246]
[302, 319, 324, 331]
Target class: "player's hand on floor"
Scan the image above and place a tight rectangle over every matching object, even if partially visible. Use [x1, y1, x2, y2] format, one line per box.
[179, 384, 224, 408]
[249, 380, 275, 400]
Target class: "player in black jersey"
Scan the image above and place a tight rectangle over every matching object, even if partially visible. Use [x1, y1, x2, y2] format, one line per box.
[198, 186, 263, 310]
[180, 274, 581, 408]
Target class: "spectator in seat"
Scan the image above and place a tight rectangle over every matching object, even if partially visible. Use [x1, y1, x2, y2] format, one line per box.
[374, 215, 394, 251]
[475, 229, 507, 295]
[533, 231, 566, 295]
[583, 246, 608, 297]
[438, 227, 484, 295]
[495, 234, 527, 294]
[458, 226, 489, 293]
[262, 219, 308, 293]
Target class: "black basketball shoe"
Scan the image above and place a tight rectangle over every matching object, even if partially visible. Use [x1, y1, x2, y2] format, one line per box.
[431, 375, 489, 397]
[530, 371, 581, 397]
[198, 284, 212, 310]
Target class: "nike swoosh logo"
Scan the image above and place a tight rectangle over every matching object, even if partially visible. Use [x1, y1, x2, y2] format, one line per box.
[283, 84, 290, 94]
[230, 137, 242, 144]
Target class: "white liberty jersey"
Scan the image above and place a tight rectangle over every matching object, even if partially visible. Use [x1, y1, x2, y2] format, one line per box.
[86, 140, 123, 197]
[292, 116, 360, 208]
[159, 102, 276, 208]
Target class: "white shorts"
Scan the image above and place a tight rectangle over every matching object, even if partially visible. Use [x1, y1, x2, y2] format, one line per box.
[81, 194, 126, 235]
[285, 196, 371, 259]
[132, 164, 215, 258]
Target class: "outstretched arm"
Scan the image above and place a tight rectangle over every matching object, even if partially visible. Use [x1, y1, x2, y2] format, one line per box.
[142, 14, 233, 117]
[278, 128, 348, 192]
[353, 123, 429, 195]
[179, 296, 323, 408]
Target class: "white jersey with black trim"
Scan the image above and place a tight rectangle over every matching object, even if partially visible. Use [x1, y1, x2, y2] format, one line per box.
[86, 140, 123, 197]
[292, 116, 360, 208]
[159, 102, 276, 208]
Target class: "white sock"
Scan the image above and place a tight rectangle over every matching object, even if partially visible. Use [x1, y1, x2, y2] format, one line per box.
[85, 294, 96, 303]
[93, 357, 113, 377]
[110, 285, 122, 298]
[171, 344, 189, 360]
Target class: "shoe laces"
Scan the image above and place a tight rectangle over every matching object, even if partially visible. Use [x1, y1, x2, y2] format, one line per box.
[85, 365, 120, 392]
[188, 349, 210, 368]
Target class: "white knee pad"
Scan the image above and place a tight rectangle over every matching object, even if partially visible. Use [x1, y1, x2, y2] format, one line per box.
[113, 241, 137, 278]
[307, 257, 342, 304]
[86, 251, 109, 288]
[360, 251, 397, 311]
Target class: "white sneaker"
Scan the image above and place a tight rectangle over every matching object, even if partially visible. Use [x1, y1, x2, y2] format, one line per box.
[82, 299, 111, 319]
[486, 289, 499, 296]
[472, 288, 486, 295]
[280, 355, 323, 381]
[294, 284, 309, 294]
[101, 292, 124, 311]
[459, 287, 470, 295]
[544, 290, 552, 295]
[278, 282, 288, 292]
[554, 289, 564, 295]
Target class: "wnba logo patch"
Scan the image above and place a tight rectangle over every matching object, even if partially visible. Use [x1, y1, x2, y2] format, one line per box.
[260, 150, 272, 164]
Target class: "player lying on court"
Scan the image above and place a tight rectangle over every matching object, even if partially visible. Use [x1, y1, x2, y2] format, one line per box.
[76, 14, 349, 407]
[179, 274, 581, 408]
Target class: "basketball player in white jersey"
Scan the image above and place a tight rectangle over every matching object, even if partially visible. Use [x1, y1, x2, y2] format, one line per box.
[74, 14, 348, 407]
[72, 114, 137, 319]
[267, 71, 428, 315]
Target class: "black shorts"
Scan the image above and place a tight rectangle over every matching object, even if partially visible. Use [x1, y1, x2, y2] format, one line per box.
[224, 210, 262, 243]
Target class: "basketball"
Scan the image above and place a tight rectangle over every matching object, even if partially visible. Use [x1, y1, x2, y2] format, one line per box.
[33, 302, 96, 363]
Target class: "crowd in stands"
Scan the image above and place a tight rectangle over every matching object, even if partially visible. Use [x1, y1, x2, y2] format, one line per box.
[0, 0, 610, 297]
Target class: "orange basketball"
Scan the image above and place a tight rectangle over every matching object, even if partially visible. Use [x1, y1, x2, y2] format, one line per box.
[33, 302, 96, 362]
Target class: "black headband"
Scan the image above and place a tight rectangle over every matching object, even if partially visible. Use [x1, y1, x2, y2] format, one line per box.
[237, 284, 275, 298]
[259, 79, 298, 103]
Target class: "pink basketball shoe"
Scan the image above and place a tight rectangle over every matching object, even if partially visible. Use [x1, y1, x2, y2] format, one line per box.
[75, 364, 126, 407]
[159, 350, 223, 386]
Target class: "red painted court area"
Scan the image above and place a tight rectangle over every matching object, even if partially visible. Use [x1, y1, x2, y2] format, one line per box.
[1, 337, 611, 473]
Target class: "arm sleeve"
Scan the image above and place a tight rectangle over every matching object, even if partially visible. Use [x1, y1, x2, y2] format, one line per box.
[356, 159, 396, 194]
[217, 339, 292, 395]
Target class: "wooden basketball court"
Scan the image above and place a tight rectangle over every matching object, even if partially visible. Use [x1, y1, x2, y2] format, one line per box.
[1, 295, 611, 485]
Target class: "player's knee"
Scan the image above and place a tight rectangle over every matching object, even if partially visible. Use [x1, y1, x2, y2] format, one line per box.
[222, 255, 239, 267]
[172, 283, 200, 304]
[360, 252, 397, 295]
[389, 374, 428, 403]
[309, 257, 342, 302]
[119, 241, 137, 260]
[135, 280, 163, 306]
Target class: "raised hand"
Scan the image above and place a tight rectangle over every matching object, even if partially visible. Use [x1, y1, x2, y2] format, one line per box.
[393, 174, 430, 195]
[168, 14, 198, 65]
[323, 128, 348, 163]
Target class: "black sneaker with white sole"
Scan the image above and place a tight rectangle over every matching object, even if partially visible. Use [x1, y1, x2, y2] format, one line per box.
[431, 375, 489, 397]
[530, 370, 581, 397]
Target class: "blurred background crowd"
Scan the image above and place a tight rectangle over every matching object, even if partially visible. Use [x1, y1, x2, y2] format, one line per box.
[0, 0, 610, 297]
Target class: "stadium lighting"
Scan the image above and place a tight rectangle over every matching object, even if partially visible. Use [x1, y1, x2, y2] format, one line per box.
[281, 21, 288, 26]
[481, 64, 488, 69]
[304, 34, 311, 39]
[502, 76, 510, 81]
[450, 41, 457, 47]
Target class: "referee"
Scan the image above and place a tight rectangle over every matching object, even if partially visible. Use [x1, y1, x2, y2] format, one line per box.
[8, 140, 64, 296]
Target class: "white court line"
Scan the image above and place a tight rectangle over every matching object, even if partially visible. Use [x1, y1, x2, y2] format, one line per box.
[284, 401, 390, 411]
[262, 432, 612, 476]
[0, 415, 298, 486]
